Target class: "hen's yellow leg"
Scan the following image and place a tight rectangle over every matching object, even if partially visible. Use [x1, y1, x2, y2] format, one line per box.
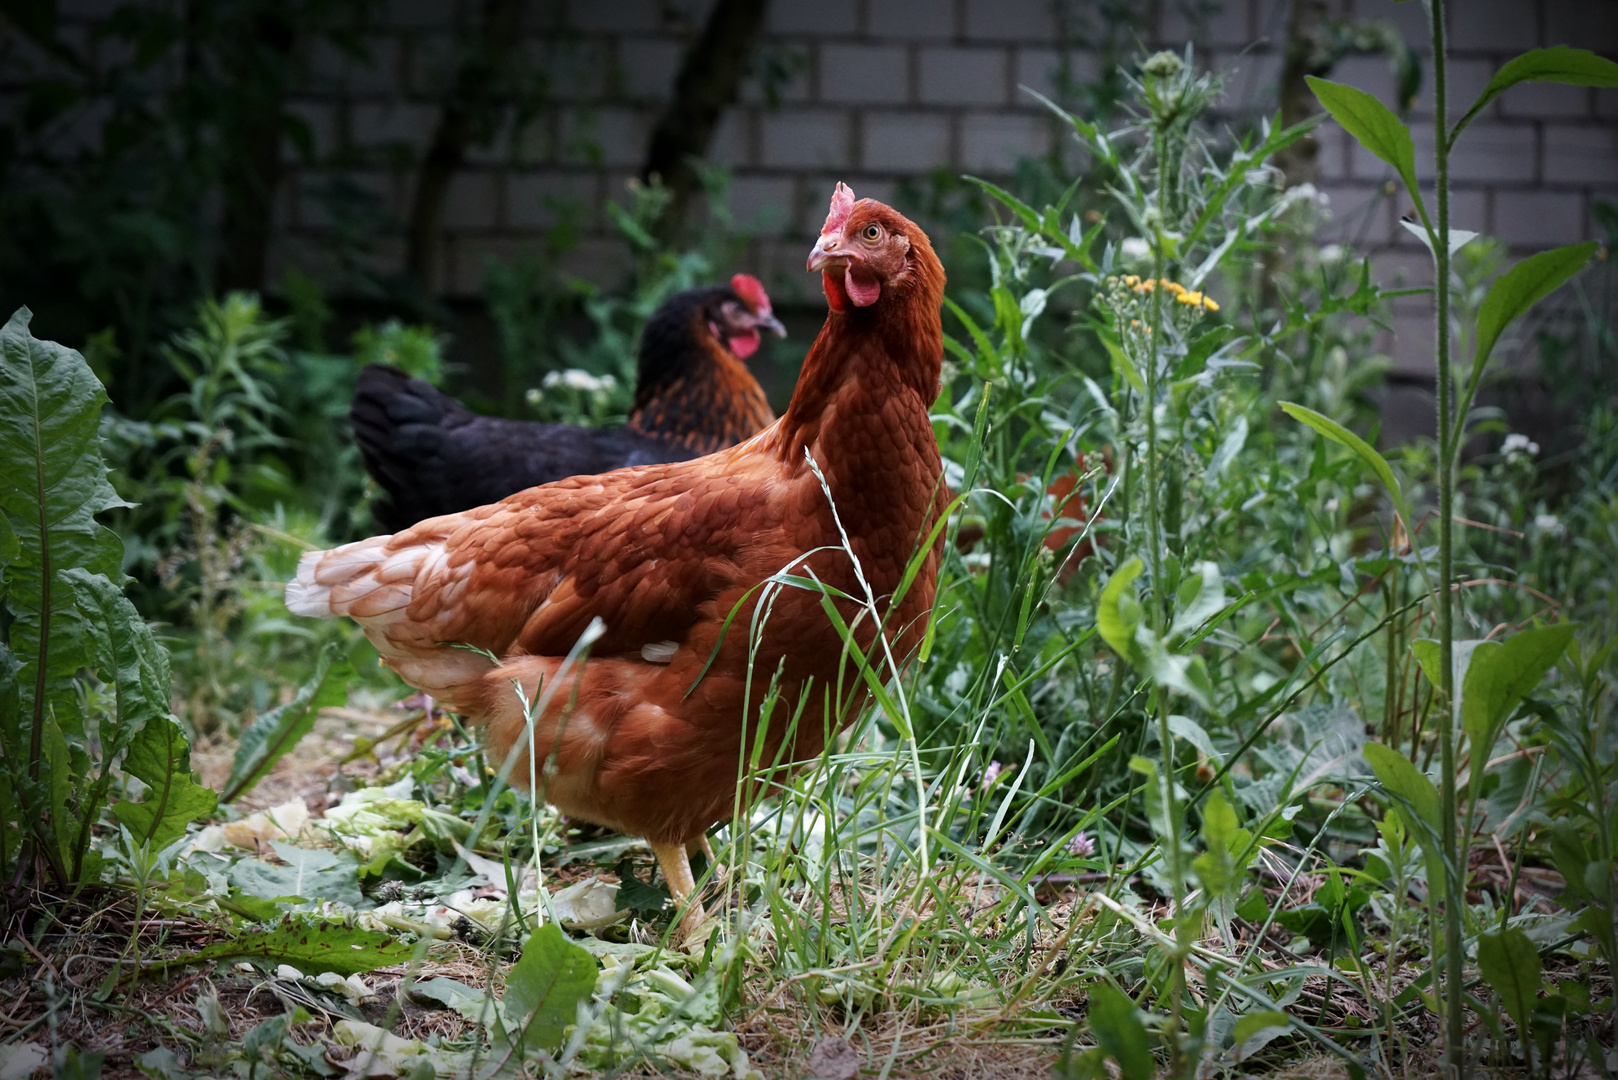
[650, 840, 705, 937]
[686, 834, 725, 881]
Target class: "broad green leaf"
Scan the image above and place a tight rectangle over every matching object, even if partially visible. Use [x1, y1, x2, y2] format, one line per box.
[150, 921, 415, 976]
[1410, 638, 1442, 690]
[1306, 77, 1427, 230]
[1168, 714, 1220, 762]
[229, 841, 365, 910]
[413, 977, 498, 1027]
[1193, 788, 1247, 898]
[1101, 334, 1146, 393]
[1085, 985, 1154, 1080]
[502, 923, 597, 1054]
[1097, 557, 1145, 665]
[1476, 928, 1541, 1039]
[1280, 402, 1410, 524]
[1170, 561, 1226, 640]
[110, 715, 218, 851]
[1203, 415, 1248, 488]
[1460, 624, 1576, 758]
[1231, 1009, 1292, 1048]
[1473, 244, 1598, 374]
[1363, 742, 1445, 888]
[1456, 47, 1618, 139]
[0, 308, 128, 707]
[64, 569, 172, 752]
[0, 308, 133, 879]
[223, 644, 354, 803]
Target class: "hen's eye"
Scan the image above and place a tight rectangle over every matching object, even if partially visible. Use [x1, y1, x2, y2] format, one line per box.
[863, 224, 881, 241]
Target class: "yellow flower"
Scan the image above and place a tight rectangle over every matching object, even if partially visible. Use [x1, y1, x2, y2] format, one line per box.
[1202, 296, 1220, 312]
[1123, 275, 1141, 287]
[1163, 280, 1187, 295]
[1176, 291, 1202, 306]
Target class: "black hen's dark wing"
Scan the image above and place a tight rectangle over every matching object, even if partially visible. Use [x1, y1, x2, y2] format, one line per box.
[350, 365, 701, 532]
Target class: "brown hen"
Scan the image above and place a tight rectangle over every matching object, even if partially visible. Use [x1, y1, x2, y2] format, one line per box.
[287, 184, 948, 934]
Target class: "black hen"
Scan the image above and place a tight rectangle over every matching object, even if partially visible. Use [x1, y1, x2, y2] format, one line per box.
[351, 275, 784, 532]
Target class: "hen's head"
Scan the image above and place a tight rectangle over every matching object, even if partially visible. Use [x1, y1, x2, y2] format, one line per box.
[709, 273, 786, 360]
[806, 183, 942, 313]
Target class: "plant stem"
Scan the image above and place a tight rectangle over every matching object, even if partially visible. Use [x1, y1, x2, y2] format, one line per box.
[1429, 2, 1466, 1076]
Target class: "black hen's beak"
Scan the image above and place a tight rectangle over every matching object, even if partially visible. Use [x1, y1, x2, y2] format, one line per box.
[755, 311, 787, 338]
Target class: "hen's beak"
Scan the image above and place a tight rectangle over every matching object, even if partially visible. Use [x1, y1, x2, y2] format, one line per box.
[806, 232, 844, 272]
[756, 312, 787, 338]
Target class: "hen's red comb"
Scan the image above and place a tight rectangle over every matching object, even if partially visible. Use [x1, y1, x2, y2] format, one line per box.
[821, 182, 856, 235]
[730, 273, 771, 314]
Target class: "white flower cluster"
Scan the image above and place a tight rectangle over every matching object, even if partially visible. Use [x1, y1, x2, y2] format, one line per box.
[542, 368, 620, 394]
[1502, 432, 1540, 462]
[1281, 183, 1331, 210]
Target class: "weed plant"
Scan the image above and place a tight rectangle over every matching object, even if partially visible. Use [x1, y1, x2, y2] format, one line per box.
[2, 31, 1617, 1080]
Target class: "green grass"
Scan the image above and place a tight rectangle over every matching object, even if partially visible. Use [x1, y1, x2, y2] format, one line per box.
[3, 32, 1617, 1080]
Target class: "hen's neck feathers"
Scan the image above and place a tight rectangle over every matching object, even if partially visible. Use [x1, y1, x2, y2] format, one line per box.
[777, 231, 945, 460]
[626, 289, 773, 451]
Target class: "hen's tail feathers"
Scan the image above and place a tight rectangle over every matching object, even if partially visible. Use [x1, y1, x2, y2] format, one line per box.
[350, 364, 473, 531]
[286, 535, 421, 623]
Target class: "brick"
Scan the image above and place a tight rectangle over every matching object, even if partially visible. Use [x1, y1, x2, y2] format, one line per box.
[1014, 47, 1099, 103]
[307, 36, 399, 95]
[1544, 124, 1618, 185]
[405, 33, 455, 97]
[768, 0, 857, 35]
[559, 107, 652, 167]
[1409, 58, 1492, 119]
[738, 41, 814, 105]
[760, 109, 851, 168]
[521, 38, 611, 101]
[1496, 191, 1588, 247]
[1316, 183, 1397, 246]
[1447, 124, 1538, 184]
[919, 46, 1009, 105]
[1331, 55, 1398, 112]
[1450, 0, 1539, 52]
[387, 0, 460, 29]
[862, 111, 951, 171]
[1315, 125, 1350, 182]
[1379, 2, 1433, 56]
[349, 102, 436, 155]
[708, 109, 752, 167]
[56, 0, 124, 18]
[296, 170, 399, 229]
[963, 0, 1055, 42]
[820, 44, 909, 103]
[618, 37, 684, 100]
[1217, 50, 1282, 111]
[506, 170, 601, 229]
[1370, 249, 1433, 312]
[1159, 0, 1253, 49]
[868, 0, 956, 41]
[1501, 80, 1590, 119]
[1589, 193, 1618, 238]
[505, 110, 560, 166]
[960, 112, 1048, 173]
[725, 175, 796, 230]
[1546, 0, 1618, 52]
[442, 170, 501, 230]
[567, 0, 661, 33]
[1388, 310, 1436, 377]
[283, 102, 339, 163]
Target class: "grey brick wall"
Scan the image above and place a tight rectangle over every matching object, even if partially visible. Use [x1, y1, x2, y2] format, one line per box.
[39, 0, 1618, 379]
